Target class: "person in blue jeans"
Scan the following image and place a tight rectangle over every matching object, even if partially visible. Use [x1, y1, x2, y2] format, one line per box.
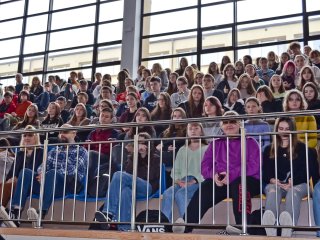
[161, 122, 207, 222]
[95, 132, 160, 231]
[2, 124, 88, 226]
[313, 182, 320, 237]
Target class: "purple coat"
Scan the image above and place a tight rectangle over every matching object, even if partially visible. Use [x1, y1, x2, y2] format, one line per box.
[201, 137, 260, 183]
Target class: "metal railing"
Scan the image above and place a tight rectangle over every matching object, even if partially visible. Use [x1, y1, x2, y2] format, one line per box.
[0, 110, 319, 236]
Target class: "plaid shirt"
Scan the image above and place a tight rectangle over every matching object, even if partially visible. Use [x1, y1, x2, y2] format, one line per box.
[38, 145, 88, 182]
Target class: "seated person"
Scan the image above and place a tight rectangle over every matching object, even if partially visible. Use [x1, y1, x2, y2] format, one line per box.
[87, 107, 119, 186]
[223, 88, 245, 115]
[41, 102, 64, 140]
[170, 76, 190, 108]
[0, 126, 44, 227]
[2, 124, 88, 226]
[71, 80, 94, 107]
[262, 117, 319, 237]
[34, 82, 56, 112]
[0, 92, 17, 131]
[5, 90, 32, 127]
[94, 132, 160, 231]
[161, 123, 208, 222]
[55, 96, 70, 123]
[90, 99, 117, 125]
[73, 92, 93, 119]
[67, 103, 90, 142]
[176, 111, 260, 233]
[178, 85, 205, 118]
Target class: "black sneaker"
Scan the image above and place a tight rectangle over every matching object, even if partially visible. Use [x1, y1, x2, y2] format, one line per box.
[94, 211, 117, 230]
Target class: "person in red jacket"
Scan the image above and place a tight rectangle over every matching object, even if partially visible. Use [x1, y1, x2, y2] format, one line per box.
[86, 107, 119, 181]
[0, 92, 16, 131]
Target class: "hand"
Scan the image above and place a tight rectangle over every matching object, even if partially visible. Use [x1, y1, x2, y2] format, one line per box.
[11, 112, 17, 117]
[280, 178, 292, 191]
[223, 86, 229, 94]
[167, 145, 175, 152]
[125, 143, 134, 153]
[270, 178, 280, 185]
[156, 143, 162, 152]
[187, 179, 197, 186]
[178, 181, 187, 188]
[214, 173, 224, 187]
[36, 173, 42, 183]
[6, 177, 16, 184]
[253, 76, 260, 83]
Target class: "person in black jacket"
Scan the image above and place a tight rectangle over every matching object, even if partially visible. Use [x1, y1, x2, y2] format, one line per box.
[0, 125, 43, 227]
[178, 84, 205, 118]
[256, 85, 283, 113]
[262, 117, 319, 237]
[303, 82, 320, 129]
[94, 132, 160, 231]
[41, 102, 64, 139]
[223, 88, 245, 115]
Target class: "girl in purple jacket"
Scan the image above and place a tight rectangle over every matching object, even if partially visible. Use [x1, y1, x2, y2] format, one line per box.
[173, 111, 260, 233]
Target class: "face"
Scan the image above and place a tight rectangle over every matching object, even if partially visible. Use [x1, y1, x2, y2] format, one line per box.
[225, 66, 234, 78]
[59, 131, 76, 143]
[187, 124, 202, 138]
[278, 121, 291, 141]
[302, 68, 312, 81]
[304, 86, 315, 101]
[16, 74, 22, 83]
[210, 63, 217, 73]
[32, 78, 39, 86]
[22, 133, 36, 146]
[240, 77, 249, 89]
[204, 100, 217, 116]
[135, 110, 148, 123]
[27, 106, 37, 118]
[235, 62, 243, 71]
[150, 81, 161, 93]
[295, 57, 305, 69]
[202, 77, 213, 89]
[80, 84, 87, 91]
[142, 70, 149, 79]
[185, 67, 193, 76]
[268, 53, 275, 61]
[47, 104, 57, 116]
[56, 100, 66, 110]
[126, 95, 137, 108]
[172, 110, 183, 120]
[288, 93, 302, 111]
[138, 136, 148, 155]
[271, 76, 281, 88]
[192, 88, 203, 102]
[229, 91, 239, 104]
[169, 74, 177, 84]
[125, 79, 133, 87]
[195, 74, 203, 85]
[4, 96, 12, 104]
[70, 73, 77, 80]
[177, 80, 187, 92]
[256, 91, 267, 103]
[101, 90, 111, 99]
[243, 57, 250, 65]
[45, 84, 51, 92]
[99, 102, 110, 112]
[221, 119, 240, 135]
[77, 95, 87, 104]
[99, 112, 112, 124]
[157, 95, 166, 108]
[95, 73, 102, 81]
[245, 101, 260, 115]
[75, 105, 85, 117]
[304, 46, 311, 56]
[260, 60, 268, 69]
[287, 65, 294, 75]
[281, 53, 289, 64]
[20, 94, 28, 102]
[245, 65, 255, 76]
[180, 58, 188, 68]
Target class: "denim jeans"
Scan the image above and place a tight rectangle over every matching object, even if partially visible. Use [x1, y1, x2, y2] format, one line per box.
[11, 169, 72, 211]
[161, 176, 199, 222]
[313, 181, 320, 237]
[102, 171, 152, 231]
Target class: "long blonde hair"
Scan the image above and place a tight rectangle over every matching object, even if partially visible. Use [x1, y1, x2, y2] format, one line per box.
[20, 125, 41, 147]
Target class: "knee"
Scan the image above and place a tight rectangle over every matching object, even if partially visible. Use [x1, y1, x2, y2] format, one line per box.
[163, 186, 174, 200]
[18, 168, 33, 179]
[265, 184, 279, 194]
[314, 183, 320, 200]
[175, 187, 186, 201]
[45, 169, 56, 179]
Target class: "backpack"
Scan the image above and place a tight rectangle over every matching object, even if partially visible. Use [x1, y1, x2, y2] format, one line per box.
[135, 210, 172, 233]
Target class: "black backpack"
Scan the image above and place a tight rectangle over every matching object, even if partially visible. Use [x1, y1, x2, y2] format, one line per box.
[135, 210, 172, 233]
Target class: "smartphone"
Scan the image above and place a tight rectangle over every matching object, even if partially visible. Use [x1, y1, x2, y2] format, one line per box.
[218, 173, 226, 181]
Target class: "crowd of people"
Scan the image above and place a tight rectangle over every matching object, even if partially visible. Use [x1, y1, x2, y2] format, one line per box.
[0, 41, 319, 236]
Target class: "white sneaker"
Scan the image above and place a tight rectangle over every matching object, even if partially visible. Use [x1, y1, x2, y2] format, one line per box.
[279, 211, 293, 237]
[27, 208, 39, 228]
[262, 210, 277, 236]
[172, 217, 185, 233]
[226, 225, 242, 235]
[0, 206, 16, 228]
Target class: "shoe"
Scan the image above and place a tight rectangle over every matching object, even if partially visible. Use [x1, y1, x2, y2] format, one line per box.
[172, 217, 185, 233]
[27, 208, 39, 228]
[218, 230, 230, 235]
[279, 211, 293, 237]
[226, 225, 242, 235]
[0, 206, 16, 228]
[94, 211, 116, 230]
[262, 210, 277, 236]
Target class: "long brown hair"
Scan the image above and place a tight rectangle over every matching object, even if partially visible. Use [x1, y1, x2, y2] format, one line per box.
[298, 65, 317, 90]
[270, 117, 299, 159]
[163, 107, 187, 138]
[269, 74, 285, 94]
[203, 96, 223, 117]
[151, 92, 172, 121]
[127, 107, 154, 138]
[283, 89, 307, 112]
[237, 73, 256, 95]
[68, 103, 87, 126]
[43, 102, 61, 121]
[15, 104, 39, 129]
[188, 84, 205, 118]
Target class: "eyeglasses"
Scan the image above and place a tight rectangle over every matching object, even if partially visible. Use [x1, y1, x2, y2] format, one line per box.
[23, 133, 34, 137]
[222, 120, 237, 125]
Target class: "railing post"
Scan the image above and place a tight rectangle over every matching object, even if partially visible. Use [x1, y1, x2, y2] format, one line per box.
[130, 133, 139, 231]
[36, 138, 49, 228]
[240, 120, 247, 235]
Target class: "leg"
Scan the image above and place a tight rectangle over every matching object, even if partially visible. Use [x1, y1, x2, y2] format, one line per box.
[0, 181, 17, 207]
[11, 169, 39, 210]
[229, 177, 260, 224]
[284, 183, 308, 225]
[161, 185, 179, 221]
[264, 183, 283, 219]
[313, 182, 320, 236]
[41, 170, 65, 212]
[175, 183, 199, 219]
